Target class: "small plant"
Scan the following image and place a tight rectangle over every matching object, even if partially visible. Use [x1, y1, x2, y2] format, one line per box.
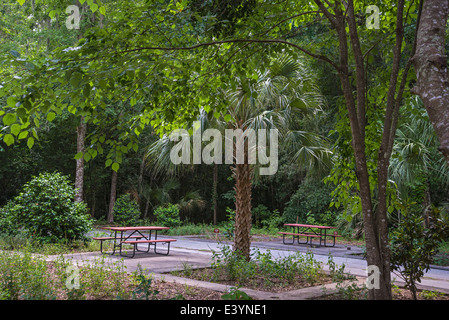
[419, 289, 445, 300]
[131, 267, 159, 300]
[222, 286, 253, 300]
[222, 207, 235, 239]
[325, 254, 366, 300]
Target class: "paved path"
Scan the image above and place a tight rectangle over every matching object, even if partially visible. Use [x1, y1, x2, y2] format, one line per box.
[55, 233, 449, 299]
[169, 235, 449, 293]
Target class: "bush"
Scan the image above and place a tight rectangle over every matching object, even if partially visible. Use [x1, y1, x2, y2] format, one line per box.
[252, 204, 282, 232]
[112, 194, 141, 226]
[390, 208, 449, 300]
[0, 172, 92, 243]
[283, 180, 337, 225]
[153, 203, 181, 228]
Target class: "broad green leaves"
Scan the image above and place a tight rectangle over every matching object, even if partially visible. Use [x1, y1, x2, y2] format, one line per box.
[3, 113, 16, 126]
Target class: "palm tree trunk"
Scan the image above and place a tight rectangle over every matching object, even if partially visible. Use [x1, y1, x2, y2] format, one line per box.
[233, 162, 253, 260]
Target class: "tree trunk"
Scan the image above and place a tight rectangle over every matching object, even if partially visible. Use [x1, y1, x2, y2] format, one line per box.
[75, 118, 86, 202]
[314, 0, 412, 299]
[412, 0, 449, 164]
[107, 170, 118, 224]
[233, 162, 253, 260]
[213, 163, 218, 225]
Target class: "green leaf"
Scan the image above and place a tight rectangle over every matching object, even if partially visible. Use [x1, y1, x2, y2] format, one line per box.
[46, 112, 56, 122]
[224, 114, 232, 122]
[74, 152, 84, 160]
[10, 124, 21, 136]
[112, 162, 120, 172]
[68, 105, 77, 114]
[17, 0, 25, 6]
[90, 3, 99, 12]
[27, 137, 34, 149]
[3, 113, 16, 126]
[83, 152, 91, 162]
[9, 50, 21, 58]
[4, 134, 14, 146]
[6, 96, 16, 107]
[18, 131, 28, 140]
[99, 6, 106, 15]
[105, 159, 113, 167]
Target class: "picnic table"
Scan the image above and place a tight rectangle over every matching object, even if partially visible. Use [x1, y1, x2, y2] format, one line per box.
[93, 226, 177, 258]
[278, 223, 341, 247]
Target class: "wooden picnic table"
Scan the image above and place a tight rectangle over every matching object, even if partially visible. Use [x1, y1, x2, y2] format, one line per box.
[93, 226, 177, 258]
[278, 223, 341, 247]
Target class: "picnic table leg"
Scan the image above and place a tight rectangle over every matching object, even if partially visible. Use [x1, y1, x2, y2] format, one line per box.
[154, 241, 171, 255]
[282, 232, 295, 245]
[111, 230, 119, 255]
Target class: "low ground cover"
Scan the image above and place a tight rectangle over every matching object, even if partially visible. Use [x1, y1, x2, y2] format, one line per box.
[0, 250, 222, 300]
[172, 245, 345, 293]
[1, 224, 449, 300]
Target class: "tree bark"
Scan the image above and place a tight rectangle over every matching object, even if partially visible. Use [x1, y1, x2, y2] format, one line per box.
[107, 170, 118, 224]
[233, 162, 253, 260]
[313, 0, 413, 299]
[412, 0, 449, 164]
[213, 163, 218, 225]
[231, 118, 253, 260]
[75, 118, 86, 202]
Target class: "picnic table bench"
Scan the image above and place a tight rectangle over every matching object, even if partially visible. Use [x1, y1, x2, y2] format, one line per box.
[93, 226, 177, 258]
[278, 223, 341, 247]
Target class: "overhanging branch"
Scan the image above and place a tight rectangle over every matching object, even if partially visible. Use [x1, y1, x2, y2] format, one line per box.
[118, 38, 339, 70]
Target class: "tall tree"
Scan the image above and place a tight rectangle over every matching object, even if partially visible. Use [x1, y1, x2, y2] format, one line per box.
[412, 0, 449, 165]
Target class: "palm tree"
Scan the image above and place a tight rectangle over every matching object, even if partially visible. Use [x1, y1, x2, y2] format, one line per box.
[220, 54, 331, 259]
[145, 54, 331, 259]
[390, 101, 449, 226]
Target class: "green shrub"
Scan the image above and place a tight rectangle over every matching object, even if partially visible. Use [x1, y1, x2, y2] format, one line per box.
[153, 203, 181, 228]
[390, 208, 449, 300]
[283, 180, 337, 225]
[112, 194, 141, 226]
[0, 172, 92, 243]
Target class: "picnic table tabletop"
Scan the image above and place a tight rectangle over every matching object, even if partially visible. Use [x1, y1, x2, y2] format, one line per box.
[101, 226, 170, 232]
[284, 223, 336, 229]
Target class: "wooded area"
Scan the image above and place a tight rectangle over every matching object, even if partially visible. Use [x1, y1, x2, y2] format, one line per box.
[1, 0, 449, 300]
